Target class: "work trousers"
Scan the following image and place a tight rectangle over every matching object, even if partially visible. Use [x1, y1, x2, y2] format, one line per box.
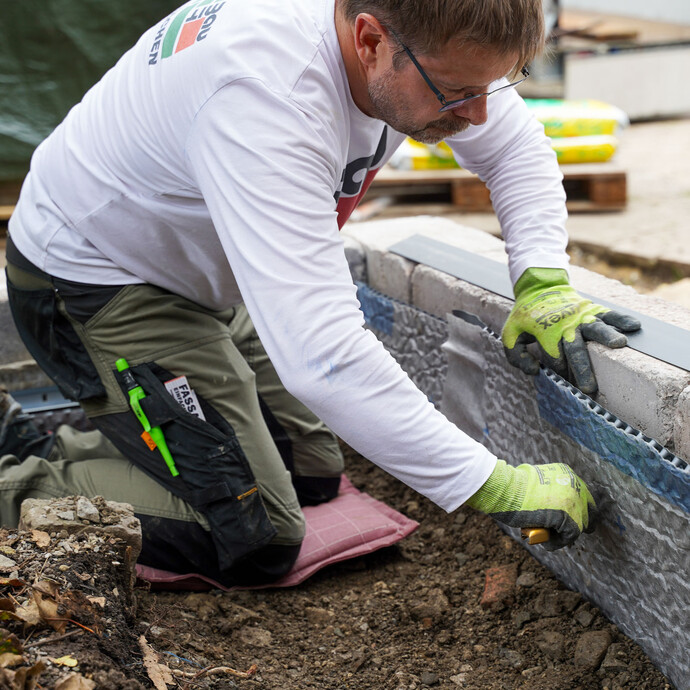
[3, 239, 343, 585]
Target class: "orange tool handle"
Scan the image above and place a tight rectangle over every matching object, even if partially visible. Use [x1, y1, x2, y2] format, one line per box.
[520, 527, 550, 545]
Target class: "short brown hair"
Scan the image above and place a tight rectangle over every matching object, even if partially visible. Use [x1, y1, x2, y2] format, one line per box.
[340, 0, 544, 73]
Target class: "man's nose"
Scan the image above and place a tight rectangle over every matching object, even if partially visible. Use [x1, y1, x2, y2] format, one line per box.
[450, 95, 488, 125]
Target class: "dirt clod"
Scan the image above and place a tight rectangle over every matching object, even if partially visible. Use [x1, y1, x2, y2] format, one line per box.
[574, 629, 613, 670]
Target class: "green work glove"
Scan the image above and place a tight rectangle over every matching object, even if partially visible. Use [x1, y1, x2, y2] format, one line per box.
[502, 268, 641, 394]
[466, 460, 596, 551]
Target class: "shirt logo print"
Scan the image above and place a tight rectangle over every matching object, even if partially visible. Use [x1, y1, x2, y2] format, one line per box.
[149, 0, 226, 64]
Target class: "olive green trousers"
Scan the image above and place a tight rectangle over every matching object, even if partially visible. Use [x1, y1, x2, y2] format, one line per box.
[3, 255, 343, 582]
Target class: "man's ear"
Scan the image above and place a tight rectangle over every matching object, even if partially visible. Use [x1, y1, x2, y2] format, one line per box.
[353, 13, 391, 71]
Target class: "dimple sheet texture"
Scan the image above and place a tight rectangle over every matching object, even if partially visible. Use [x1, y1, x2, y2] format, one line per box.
[357, 282, 448, 408]
[357, 286, 690, 690]
[441, 315, 690, 690]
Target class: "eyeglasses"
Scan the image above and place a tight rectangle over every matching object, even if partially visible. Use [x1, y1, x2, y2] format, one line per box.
[389, 29, 529, 113]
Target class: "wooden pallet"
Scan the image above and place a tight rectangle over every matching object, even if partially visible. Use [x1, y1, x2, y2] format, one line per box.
[366, 163, 627, 213]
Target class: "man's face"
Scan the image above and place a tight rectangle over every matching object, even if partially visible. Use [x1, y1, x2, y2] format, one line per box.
[367, 40, 520, 144]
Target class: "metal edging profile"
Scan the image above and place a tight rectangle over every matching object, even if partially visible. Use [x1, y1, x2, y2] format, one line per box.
[390, 234, 690, 373]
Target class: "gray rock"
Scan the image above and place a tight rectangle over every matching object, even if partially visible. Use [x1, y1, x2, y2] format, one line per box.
[19, 496, 142, 562]
[238, 626, 272, 647]
[601, 643, 629, 670]
[498, 648, 525, 670]
[76, 497, 100, 523]
[574, 606, 596, 628]
[420, 671, 439, 686]
[454, 511, 468, 525]
[0, 554, 17, 571]
[514, 610, 534, 629]
[466, 542, 485, 557]
[556, 590, 582, 613]
[574, 630, 612, 670]
[532, 591, 560, 617]
[532, 589, 581, 617]
[454, 552, 469, 567]
[612, 671, 632, 690]
[516, 572, 537, 588]
[305, 607, 335, 626]
[409, 588, 450, 621]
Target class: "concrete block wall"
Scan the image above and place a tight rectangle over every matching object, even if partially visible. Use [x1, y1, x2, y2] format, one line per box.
[343, 216, 690, 461]
[343, 217, 690, 690]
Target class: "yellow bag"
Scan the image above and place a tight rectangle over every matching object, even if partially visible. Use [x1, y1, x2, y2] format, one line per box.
[551, 135, 618, 164]
[526, 99, 629, 138]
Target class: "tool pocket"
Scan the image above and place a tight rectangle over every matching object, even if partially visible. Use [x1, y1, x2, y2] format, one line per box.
[6, 277, 106, 401]
[98, 361, 277, 572]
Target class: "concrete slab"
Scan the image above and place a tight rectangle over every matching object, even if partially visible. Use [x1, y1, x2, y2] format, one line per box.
[411, 265, 512, 336]
[434, 119, 690, 276]
[590, 344, 690, 453]
[650, 278, 690, 310]
[351, 219, 690, 456]
[674, 387, 690, 462]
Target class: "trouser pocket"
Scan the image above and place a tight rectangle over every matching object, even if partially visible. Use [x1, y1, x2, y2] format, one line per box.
[6, 276, 106, 401]
[96, 361, 277, 574]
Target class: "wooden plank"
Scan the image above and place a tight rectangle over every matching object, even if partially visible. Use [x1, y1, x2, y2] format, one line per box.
[450, 177, 491, 212]
[558, 9, 690, 47]
[0, 205, 15, 222]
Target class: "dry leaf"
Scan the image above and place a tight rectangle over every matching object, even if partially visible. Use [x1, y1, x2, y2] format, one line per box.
[139, 636, 174, 690]
[54, 673, 96, 690]
[33, 591, 65, 633]
[51, 656, 78, 668]
[12, 597, 42, 628]
[0, 599, 15, 611]
[0, 653, 25, 668]
[0, 630, 23, 655]
[0, 598, 20, 623]
[29, 531, 50, 549]
[0, 660, 46, 690]
[20, 661, 47, 690]
[0, 579, 26, 588]
[32, 580, 59, 598]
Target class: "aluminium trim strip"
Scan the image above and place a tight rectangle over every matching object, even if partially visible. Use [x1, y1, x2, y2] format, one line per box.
[13, 387, 79, 414]
[391, 234, 690, 373]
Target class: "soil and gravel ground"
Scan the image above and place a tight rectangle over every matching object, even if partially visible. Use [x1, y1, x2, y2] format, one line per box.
[0, 446, 675, 690]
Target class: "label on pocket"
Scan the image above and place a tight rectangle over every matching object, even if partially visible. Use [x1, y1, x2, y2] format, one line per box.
[164, 375, 206, 420]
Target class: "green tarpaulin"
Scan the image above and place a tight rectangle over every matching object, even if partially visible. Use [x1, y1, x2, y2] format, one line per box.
[0, 1, 180, 182]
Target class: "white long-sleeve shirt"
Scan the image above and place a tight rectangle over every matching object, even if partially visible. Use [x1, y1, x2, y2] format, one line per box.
[9, 0, 569, 511]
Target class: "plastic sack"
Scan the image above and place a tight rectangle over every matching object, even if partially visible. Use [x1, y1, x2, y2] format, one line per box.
[551, 135, 619, 164]
[525, 99, 629, 138]
[387, 139, 460, 171]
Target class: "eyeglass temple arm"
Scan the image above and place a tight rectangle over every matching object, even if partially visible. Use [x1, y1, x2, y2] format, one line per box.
[387, 28, 449, 107]
[398, 43, 449, 107]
